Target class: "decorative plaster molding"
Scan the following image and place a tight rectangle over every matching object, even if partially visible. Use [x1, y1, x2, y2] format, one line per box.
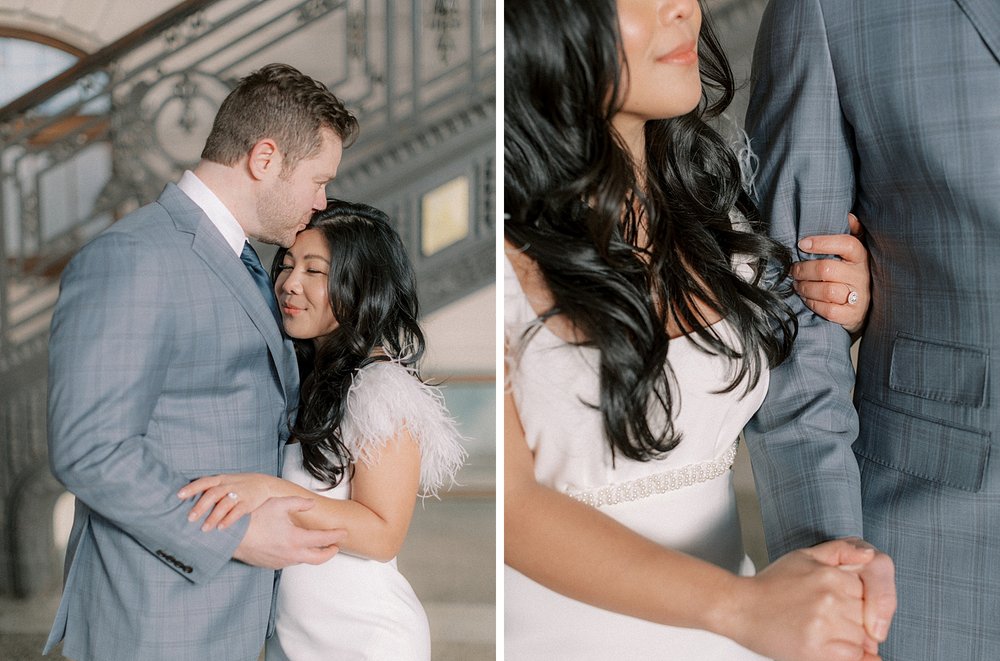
[418, 237, 494, 313]
[339, 95, 495, 193]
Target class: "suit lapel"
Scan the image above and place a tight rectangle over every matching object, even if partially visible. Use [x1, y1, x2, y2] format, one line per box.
[954, 0, 1000, 63]
[156, 184, 299, 408]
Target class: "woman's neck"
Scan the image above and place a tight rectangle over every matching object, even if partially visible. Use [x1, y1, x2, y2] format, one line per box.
[609, 115, 651, 248]
[611, 114, 647, 175]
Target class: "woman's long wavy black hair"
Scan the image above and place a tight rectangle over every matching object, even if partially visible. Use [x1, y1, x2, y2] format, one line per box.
[271, 200, 425, 487]
[504, 0, 797, 462]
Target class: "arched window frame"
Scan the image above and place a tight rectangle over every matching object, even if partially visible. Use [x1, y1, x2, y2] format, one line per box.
[0, 28, 108, 147]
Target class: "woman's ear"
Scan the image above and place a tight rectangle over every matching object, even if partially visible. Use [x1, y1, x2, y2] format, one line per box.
[247, 138, 282, 180]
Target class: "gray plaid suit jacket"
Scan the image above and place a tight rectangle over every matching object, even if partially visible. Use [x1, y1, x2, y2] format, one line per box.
[44, 183, 299, 661]
[744, 0, 1000, 658]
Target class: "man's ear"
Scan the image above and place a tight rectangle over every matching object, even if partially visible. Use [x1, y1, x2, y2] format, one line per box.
[248, 138, 282, 180]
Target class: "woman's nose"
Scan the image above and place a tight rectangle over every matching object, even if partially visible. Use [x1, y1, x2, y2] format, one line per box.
[660, 0, 697, 24]
[278, 272, 300, 295]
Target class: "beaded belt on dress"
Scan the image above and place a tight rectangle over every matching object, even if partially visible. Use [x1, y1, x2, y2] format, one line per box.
[564, 439, 740, 508]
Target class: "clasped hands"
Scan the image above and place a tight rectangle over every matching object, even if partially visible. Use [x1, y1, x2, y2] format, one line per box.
[726, 537, 896, 661]
[177, 473, 345, 570]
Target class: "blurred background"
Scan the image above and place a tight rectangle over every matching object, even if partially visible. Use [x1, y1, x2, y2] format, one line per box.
[0, 0, 494, 658]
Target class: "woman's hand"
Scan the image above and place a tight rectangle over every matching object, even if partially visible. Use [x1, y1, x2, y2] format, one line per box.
[722, 539, 880, 661]
[792, 213, 870, 335]
[178, 473, 285, 532]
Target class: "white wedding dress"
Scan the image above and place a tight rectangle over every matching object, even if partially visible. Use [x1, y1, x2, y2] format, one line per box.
[504, 254, 770, 660]
[266, 360, 465, 661]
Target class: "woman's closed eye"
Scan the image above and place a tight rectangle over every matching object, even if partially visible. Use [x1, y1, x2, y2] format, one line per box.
[275, 262, 325, 276]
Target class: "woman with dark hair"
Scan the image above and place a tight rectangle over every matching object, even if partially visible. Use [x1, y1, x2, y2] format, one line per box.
[504, 0, 876, 659]
[180, 200, 465, 660]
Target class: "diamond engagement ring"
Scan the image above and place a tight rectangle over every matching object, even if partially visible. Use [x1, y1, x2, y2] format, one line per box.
[227, 492, 239, 501]
[847, 290, 859, 305]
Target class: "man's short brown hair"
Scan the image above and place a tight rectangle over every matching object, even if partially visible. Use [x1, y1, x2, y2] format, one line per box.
[201, 63, 358, 170]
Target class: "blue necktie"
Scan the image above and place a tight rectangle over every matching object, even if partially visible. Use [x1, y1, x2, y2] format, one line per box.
[240, 241, 281, 327]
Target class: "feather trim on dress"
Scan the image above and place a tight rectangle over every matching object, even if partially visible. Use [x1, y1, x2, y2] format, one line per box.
[340, 360, 467, 497]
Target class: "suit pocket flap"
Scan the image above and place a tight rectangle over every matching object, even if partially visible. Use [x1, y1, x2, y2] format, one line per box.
[889, 334, 988, 407]
[855, 398, 990, 492]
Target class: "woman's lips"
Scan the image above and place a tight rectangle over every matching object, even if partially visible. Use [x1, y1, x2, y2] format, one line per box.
[658, 41, 698, 65]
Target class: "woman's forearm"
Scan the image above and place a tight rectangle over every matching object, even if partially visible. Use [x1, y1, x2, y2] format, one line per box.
[504, 385, 738, 633]
[505, 473, 739, 635]
[180, 470, 411, 561]
[266, 478, 408, 562]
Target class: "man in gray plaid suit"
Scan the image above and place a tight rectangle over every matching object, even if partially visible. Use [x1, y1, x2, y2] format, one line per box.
[744, 0, 1000, 658]
[44, 64, 358, 661]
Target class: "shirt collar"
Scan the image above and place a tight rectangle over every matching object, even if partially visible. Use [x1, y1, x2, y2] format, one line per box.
[176, 170, 247, 256]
